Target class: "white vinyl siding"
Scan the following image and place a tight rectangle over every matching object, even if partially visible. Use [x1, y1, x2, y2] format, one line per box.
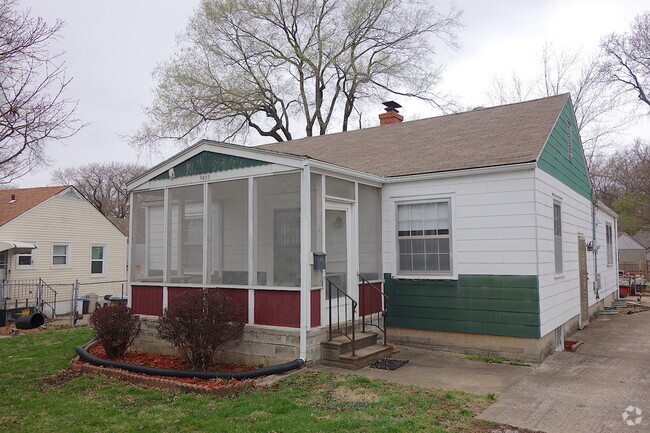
[535, 168, 619, 337]
[384, 168, 538, 278]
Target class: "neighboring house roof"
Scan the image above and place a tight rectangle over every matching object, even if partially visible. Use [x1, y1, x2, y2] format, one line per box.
[618, 232, 646, 250]
[632, 231, 650, 249]
[108, 217, 129, 236]
[258, 93, 570, 177]
[0, 186, 68, 227]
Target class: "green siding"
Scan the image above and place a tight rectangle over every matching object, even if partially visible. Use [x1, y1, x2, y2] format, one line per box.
[154, 151, 269, 180]
[384, 273, 541, 338]
[537, 100, 593, 200]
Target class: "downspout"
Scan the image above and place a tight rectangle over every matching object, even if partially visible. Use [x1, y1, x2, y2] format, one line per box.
[299, 162, 311, 361]
[592, 201, 599, 300]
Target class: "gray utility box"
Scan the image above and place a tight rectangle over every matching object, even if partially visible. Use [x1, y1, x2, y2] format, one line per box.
[313, 252, 326, 271]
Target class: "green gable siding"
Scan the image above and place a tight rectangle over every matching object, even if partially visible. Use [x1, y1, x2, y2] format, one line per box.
[154, 151, 269, 180]
[537, 100, 593, 200]
[384, 273, 541, 338]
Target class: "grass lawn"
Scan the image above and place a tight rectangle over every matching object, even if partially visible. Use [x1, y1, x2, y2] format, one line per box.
[0, 328, 502, 433]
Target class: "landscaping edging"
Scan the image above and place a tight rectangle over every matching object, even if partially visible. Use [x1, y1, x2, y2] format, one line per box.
[70, 362, 255, 396]
[71, 341, 256, 396]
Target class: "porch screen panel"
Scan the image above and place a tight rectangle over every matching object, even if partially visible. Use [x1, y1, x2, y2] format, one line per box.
[358, 184, 382, 280]
[167, 185, 204, 284]
[325, 176, 355, 200]
[311, 174, 323, 288]
[208, 179, 248, 285]
[130, 190, 164, 282]
[255, 173, 301, 287]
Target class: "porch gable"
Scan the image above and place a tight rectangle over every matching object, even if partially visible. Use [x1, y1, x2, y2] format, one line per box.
[153, 151, 270, 180]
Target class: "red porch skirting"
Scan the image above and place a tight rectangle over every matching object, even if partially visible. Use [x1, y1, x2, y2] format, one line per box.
[254, 290, 300, 328]
[131, 286, 163, 316]
[311, 289, 321, 328]
[359, 282, 383, 316]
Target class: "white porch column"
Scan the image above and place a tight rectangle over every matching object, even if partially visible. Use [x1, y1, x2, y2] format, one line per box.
[299, 163, 311, 360]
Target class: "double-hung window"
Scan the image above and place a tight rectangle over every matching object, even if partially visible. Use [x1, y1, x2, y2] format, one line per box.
[606, 223, 613, 266]
[91, 245, 105, 275]
[553, 201, 563, 274]
[52, 244, 69, 266]
[397, 200, 451, 275]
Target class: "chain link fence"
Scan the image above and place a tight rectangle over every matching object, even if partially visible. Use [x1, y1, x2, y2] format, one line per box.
[2, 278, 127, 325]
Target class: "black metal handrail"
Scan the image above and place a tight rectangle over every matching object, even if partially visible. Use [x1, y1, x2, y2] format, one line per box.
[358, 273, 389, 346]
[326, 276, 358, 357]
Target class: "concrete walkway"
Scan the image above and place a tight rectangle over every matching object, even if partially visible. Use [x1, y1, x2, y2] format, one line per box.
[480, 310, 650, 433]
[316, 343, 533, 395]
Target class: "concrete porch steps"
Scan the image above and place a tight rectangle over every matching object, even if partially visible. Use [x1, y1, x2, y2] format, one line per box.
[321, 332, 393, 370]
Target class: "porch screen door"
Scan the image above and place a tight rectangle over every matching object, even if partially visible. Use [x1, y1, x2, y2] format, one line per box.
[325, 208, 348, 299]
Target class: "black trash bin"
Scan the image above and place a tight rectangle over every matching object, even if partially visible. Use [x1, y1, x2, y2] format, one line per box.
[0, 310, 5, 327]
[14, 312, 45, 329]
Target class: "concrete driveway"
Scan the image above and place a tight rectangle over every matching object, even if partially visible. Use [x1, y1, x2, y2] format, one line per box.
[480, 310, 650, 433]
[316, 343, 533, 395]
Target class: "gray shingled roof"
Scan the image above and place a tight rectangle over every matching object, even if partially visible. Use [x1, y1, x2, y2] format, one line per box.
[633, 231, 650, 249]
[258, 93, 569, 177]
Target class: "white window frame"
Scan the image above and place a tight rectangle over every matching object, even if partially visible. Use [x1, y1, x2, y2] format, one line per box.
[51, 243, 70, 268]
[16, 248, 36, 269]
[392, 196, 454, 279]
[605, 223, 613, 266]
[553, 200, 563, 275]
[90, 244, 106, 276]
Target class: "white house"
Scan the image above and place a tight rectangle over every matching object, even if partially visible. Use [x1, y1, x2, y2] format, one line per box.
[0, 186, 127, 317]
[127, 93, 619, 365]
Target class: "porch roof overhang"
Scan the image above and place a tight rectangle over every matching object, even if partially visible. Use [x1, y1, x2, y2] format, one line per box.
[0, 240, 37, 253]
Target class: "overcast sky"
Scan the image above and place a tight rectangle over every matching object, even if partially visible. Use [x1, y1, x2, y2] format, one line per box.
[15, 0, 650, 188]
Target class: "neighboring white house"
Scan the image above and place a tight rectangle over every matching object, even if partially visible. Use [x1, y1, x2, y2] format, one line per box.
[127, 93, 619, 365]
[0, 186, 127, 316]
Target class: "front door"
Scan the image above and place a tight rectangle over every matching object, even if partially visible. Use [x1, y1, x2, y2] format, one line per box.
[578, 236, 589, 327]
[324, 204, 355, 323]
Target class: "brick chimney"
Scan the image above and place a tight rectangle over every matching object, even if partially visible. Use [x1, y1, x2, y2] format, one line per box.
[379, 101, 403, 125]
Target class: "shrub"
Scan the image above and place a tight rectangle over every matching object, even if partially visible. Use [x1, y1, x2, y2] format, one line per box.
[89, 306, 141, 359]
[157, 289, 244, 370]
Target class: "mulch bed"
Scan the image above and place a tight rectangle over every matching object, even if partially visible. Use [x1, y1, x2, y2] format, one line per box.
[370, 358, 409, 370]
[75, 343, 259, 392]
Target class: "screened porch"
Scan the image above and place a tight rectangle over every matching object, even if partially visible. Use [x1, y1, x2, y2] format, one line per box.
[128, 165, 383, 330]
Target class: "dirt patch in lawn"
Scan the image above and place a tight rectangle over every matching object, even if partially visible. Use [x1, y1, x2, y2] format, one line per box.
[0, 323, 69, 336]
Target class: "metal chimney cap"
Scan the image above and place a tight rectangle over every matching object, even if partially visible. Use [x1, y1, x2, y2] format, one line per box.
[382, 100, 402, 113]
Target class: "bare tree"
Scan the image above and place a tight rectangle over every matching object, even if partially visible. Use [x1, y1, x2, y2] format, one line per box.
[0, 0, 82, 184]
[601, 11, 650, 109]
[590, 139, 650, 233]
[131, 0, 461, 150]
[52, 162, 146, 227]
[486, 44, 627, 165]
